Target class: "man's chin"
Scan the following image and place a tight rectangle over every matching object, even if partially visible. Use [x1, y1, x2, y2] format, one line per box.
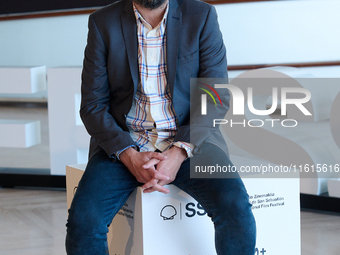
[133, 0, 167, 10]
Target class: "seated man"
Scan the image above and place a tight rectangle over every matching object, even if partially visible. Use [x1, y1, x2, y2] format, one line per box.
[66, 0, 256, 254]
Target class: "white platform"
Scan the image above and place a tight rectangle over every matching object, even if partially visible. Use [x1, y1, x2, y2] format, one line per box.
[0, 66, 46, 94]
[0, 119, 41, 148]
[67, 164, 301, 255]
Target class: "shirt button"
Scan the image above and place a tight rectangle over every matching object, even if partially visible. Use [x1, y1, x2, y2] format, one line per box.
[148, 55, 155, 62]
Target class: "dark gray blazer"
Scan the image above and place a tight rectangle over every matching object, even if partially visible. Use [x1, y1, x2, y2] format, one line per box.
[80, 0, 230, 160]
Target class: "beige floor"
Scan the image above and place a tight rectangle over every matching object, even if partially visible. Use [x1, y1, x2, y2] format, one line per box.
[301, 211, 340, 255]
[0, 188, 339, 255]
[0, 188, 66, 255]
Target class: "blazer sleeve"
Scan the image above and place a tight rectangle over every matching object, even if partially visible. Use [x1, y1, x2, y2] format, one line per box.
[174, 5, 230, 153]
[80, 14, 136, 158]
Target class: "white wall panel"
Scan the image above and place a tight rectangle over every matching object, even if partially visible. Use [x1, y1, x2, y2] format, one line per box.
[0, 1, 339, 69]
[0, 15, 88, 68]
[215, 0, 340, 65]
[47, 67, 90, 175]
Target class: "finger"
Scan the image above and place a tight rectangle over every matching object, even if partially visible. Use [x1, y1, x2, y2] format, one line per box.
[150, 169, 170, 181]
[142, 178, 158, 190]
[142, 187, 156, 193]
[154, 184, 170, 194]
[142, 158, 160, 169]
[143, 184, 169, 194]
[157, 180, 168, 187]
[148, 152, 167, 161]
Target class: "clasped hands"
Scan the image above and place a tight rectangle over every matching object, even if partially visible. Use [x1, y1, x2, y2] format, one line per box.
[119, 146, 187, 194]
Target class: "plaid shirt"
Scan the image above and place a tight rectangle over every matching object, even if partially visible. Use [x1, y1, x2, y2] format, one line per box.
[117, 3, 193, 158]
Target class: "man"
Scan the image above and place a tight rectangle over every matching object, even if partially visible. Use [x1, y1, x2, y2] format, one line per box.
[66, 0, 256, 253]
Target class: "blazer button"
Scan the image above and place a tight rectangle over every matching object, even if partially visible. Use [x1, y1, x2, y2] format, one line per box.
[122, 114, 127, 120]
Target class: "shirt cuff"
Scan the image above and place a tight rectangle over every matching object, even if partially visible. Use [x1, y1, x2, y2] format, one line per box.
[116, 145, 139, 161]
[172, 141, 195, 158]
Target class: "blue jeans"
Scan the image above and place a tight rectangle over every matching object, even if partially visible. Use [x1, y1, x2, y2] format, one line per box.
[66, 143, 256, 254]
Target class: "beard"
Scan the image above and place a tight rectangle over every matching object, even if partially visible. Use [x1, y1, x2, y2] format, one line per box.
[133, 0, 167, 10]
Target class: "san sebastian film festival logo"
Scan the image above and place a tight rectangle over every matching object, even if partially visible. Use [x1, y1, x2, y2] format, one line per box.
[160, 205, 177, 220]
[160, 203, 208, 220]
[198, 81, 312, 127]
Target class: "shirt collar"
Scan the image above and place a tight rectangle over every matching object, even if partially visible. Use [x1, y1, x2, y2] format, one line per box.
[133, 2, 169, 30]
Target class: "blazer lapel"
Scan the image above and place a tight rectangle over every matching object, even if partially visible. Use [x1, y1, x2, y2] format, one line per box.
[166, 0, 182, 97]
[121, 0, 139, 93]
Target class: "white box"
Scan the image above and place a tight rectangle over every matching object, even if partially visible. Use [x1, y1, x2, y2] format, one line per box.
[0, 119, 41, 148]
[0, 66, 46, 94]
[66, 164, 215, 254]
[67, 164, 301, 255]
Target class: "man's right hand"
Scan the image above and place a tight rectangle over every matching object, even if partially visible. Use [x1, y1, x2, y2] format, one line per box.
[119, 148, 170, 194]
